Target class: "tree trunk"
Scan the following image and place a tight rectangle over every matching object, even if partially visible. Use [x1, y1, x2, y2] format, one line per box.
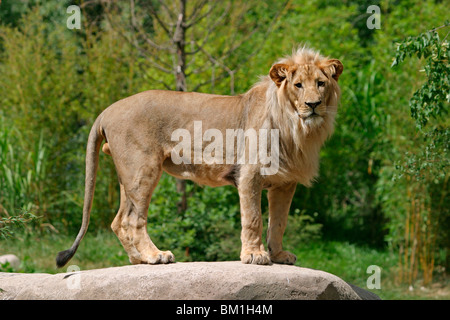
[174, 0, 187, 92]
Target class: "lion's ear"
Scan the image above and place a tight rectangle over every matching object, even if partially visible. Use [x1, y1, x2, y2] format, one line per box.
[269, 63, 290, 87]
[320, 59, 344, 81]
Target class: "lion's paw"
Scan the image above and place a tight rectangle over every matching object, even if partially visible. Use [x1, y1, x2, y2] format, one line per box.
[240, 250, 272, 265]
[141, 250, 175, 264]
[270, 250, 297, 265]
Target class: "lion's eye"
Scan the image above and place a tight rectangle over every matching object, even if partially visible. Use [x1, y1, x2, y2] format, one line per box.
[295, 83, 302, 88]
[318, 81, 325, 87]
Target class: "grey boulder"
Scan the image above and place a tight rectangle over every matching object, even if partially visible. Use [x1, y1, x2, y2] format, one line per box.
[0, 261, 380, 300]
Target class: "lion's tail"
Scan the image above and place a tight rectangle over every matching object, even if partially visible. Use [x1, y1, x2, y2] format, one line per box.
[56, 116, 104, 268]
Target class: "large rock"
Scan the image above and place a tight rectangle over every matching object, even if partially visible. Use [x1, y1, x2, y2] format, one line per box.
[0, 261, 380, 300]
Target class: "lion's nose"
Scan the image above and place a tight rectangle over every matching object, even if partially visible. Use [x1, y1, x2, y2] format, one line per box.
[305, 101, 322, 109]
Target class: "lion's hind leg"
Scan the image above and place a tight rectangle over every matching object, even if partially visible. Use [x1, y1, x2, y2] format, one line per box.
[112, 156, 175, 265]
[111, 183, 142, 264]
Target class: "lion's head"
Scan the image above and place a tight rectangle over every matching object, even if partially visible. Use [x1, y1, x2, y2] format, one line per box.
[255, 47, 343, 184]
[268, 47, 343, 133]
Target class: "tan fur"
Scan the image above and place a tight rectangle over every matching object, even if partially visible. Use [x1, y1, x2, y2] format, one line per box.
[57, 47, 343, 267]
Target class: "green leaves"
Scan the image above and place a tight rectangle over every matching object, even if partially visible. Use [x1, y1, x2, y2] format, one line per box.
[0, 210, 40, 240]
[390, 22, 449, 182]
[0, 118, 48, 224]
[392, 21, 449, 129]
[388, 21, 450, 285]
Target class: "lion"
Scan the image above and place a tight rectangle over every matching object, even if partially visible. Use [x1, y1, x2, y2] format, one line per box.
[56, 46, 343, 267]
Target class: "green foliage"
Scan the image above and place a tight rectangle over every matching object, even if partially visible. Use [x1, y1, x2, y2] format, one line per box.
[0, 117, 47, 221]
[283, 209, 322, 245]
[392, 20, 450, 129]
[0, 3, 143, 231]
[0, 210, 40, 240]
[385, 21, 450, 286]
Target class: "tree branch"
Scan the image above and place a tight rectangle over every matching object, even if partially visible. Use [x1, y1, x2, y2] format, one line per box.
[190, 40, 235, 93]
[156, 0, 177, 21]
[184, 1, 231, 56]
[101, 1, 173, 73]
[143, 1, 173, 38]
[185, 0, 217, 29]
[129, 0, 172, 51]
[190, 0, 289, 92]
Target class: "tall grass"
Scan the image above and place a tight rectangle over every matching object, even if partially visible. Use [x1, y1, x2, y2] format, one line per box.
[0, 117, 47, 235]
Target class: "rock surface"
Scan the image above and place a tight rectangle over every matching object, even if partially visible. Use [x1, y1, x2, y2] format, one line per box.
[0, 254, 21, 269]
[0, 261, 380, 300]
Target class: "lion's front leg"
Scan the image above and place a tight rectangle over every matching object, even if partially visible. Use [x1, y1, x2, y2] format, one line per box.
[238, 173, 271, 265]
[267, 182, 298, 265]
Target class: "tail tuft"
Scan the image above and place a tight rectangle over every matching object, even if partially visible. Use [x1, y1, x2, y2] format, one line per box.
[56, 248, 76, 268]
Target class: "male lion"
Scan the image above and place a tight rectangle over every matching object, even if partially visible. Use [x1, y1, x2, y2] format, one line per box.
[56, 47, 343, 267]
